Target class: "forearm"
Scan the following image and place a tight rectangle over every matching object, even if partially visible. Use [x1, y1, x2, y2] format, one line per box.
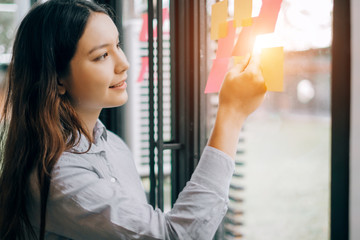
[207, 106, 246, 159]
[207, 54, 266, 159]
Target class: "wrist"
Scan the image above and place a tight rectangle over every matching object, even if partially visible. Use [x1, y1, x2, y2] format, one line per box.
[207, 106, 247, 159]
[216, 106, 247, 132]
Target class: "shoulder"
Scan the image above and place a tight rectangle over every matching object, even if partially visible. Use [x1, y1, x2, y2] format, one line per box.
[55, 151, 94, 172]
[106, 130, 131, 152]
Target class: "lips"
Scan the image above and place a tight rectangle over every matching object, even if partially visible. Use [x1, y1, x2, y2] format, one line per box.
[109, 80, 125, 88]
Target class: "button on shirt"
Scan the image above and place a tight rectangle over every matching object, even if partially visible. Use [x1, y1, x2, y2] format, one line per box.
[28, 120, 235, 239]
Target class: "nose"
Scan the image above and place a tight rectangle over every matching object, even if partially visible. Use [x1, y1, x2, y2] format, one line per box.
[114, 48, 130, 74]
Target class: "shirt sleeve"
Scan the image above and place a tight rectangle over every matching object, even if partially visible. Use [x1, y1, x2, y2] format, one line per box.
[43, 146, 235, 240]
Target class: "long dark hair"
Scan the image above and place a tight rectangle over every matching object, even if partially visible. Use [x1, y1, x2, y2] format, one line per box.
[0, 1, 112, 239]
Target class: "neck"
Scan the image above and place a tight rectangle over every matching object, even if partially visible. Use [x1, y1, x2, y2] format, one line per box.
[74, 107, 102, 142]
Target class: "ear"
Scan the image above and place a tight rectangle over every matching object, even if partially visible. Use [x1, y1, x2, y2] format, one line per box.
[57, 78, 67, 95]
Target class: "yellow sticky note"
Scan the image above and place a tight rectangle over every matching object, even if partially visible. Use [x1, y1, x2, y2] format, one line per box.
[218, 21, 228, 39]
[234, 0, 252, 27]
[241, 17, 252, 27]
[211, 0, 228, 40]
[260, 47, 284, 92]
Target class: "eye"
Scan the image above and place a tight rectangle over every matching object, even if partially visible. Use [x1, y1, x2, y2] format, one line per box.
[116, 42, 121, 49]
[95, 52, 109, 61]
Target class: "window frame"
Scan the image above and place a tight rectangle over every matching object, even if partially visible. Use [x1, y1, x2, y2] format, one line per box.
[350, 0, 360, 239]
[331, 0, 351, 239]
[169, 0, 208, 204]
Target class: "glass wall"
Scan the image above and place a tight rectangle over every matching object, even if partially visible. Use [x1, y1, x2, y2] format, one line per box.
[205, 0, 332, 239]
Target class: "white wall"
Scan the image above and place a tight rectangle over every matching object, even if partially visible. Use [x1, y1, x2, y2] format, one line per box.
[350, 0, 360, 239]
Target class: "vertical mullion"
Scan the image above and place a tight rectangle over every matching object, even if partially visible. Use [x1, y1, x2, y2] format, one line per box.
[156, 0, 164, 211]
[193, 0, 200, 170]
[148, 0, 156, 208]
[331, 0, 350, 239]
[169, 0, 181, 206]
[198, 0, 208, 153]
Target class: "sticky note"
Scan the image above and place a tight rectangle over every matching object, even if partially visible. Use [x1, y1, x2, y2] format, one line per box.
[205, 58, 230, 93]
[210, 0, 228, 40]
[234, 0, 252, 27]
[260, 47, 284, 91]
[241, 18, 253, 27]
[137, 56, 149, 83]
[216, 20, 236, 58]
[163, 8, 170, 34]
[253, 0, 282, 35]
[218, 21, 228, 39]
[139, 13, 148, 42]
[232, 24, 256, 57]
[163, 8, 170, 22]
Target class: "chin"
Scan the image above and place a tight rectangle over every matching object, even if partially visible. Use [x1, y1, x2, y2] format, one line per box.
[109, 92, 128, 108]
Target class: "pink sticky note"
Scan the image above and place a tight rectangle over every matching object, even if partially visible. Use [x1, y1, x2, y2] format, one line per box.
[232, 24, 256, 56]
[204, 58, 230, 93]
[139, 13, 148, 42]
[253, 0, 283, 35]
[163, 8, 170, 34]
[231, 0, 282, 57]
[216, 21, 236, 58]
[137, 57, 149, 83]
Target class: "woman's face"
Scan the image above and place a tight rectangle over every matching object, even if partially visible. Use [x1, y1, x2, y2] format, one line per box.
[62, 12, 129, 111]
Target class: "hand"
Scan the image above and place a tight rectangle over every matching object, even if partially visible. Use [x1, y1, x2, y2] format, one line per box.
[218, 54, 267, 122]
[207, 54, 267, 159]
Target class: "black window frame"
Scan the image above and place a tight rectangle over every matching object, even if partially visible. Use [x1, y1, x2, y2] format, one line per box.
[331, 0, 351, 239]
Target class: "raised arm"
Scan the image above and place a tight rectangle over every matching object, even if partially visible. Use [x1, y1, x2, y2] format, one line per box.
[207, 55, 267, 159]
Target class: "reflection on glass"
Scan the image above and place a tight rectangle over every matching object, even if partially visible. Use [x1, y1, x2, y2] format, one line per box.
[206, 0, 332, 239]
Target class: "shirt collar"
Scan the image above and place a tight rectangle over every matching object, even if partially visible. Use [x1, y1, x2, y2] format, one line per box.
[93, 119, 107, 143]
[70, 119, 107, 154]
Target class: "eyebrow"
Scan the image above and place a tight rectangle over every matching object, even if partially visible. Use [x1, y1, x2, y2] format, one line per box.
[88, 43, 111, 55]
[88, 33, 120, 55]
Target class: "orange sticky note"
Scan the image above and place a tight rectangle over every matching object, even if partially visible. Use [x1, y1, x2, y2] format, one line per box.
[260, 47, 284, 92]
[242, 18, 253, 27]
[216, 20, 236, 58]
[218, 21, 228, 39]
[211, 0, 228, 40]
[234, 0, 252, 27]
[205, 58, 230, 93]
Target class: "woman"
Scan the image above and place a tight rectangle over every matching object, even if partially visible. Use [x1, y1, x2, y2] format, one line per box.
[0, 0, 266, 239]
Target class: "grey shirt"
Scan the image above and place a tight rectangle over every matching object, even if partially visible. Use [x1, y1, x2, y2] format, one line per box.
[28, 120, 235, 239]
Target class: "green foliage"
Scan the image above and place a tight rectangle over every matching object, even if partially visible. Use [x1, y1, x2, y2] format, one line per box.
[0, 1, 15, 4]
[0, 4, 15, 54]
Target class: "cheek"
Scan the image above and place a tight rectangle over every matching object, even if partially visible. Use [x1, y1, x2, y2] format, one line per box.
[69, 62, 112, 103]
